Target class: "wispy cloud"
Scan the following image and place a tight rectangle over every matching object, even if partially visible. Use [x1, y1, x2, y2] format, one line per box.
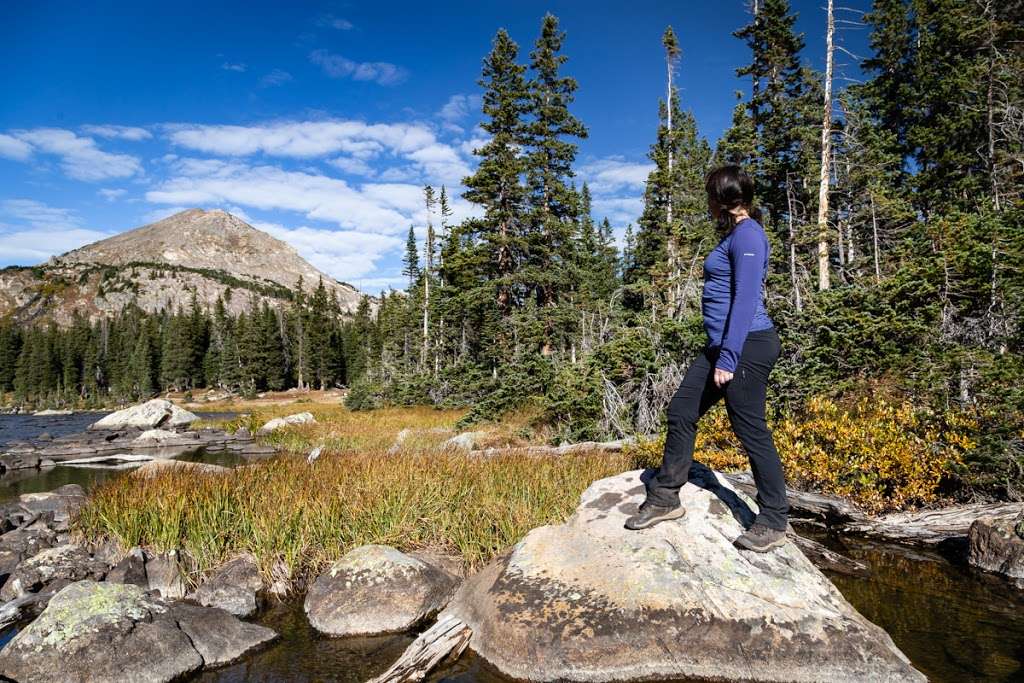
[164, 119, 470, 184]
[317, 14, 353, 30]
[260, 69, 293, 87]
[98, 188, 127, 201]
[81, 124, 152, 141]
[438, 94, 482, 123]
[579, 157, 653, 195]
[221, 62, 247, 72]
[309, 49, 406, 86]
[4, 128, 143, 181]
[0, 134, 34, 160]
[0, 199, 113, 263]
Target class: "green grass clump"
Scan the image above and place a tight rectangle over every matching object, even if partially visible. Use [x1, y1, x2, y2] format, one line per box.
[74, 448, 640, 592]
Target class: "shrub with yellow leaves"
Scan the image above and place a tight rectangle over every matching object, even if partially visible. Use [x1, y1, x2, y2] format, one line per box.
[624, 396, 975, 513]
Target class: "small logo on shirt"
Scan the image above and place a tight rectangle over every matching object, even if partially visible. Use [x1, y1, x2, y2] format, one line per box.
[742, 252, 756, 256]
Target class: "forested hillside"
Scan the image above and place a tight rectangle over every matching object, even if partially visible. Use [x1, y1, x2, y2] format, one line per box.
[2, 1, 1022, 502]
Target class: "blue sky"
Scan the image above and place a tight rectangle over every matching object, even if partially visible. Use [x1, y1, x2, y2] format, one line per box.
[0, 0, 871, 294]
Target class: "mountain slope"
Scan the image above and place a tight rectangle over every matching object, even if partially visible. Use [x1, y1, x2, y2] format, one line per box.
[0, 209, 362, 325]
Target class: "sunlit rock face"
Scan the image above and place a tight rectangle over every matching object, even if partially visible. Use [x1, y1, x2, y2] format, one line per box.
[443, 466, 927, 683]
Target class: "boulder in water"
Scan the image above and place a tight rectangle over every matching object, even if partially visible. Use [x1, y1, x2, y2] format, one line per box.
[969, 513, 1024, 583]
[0, 580, 276, 683]
[256, 411, 316, 435]
[441, 467, 926, 682]
[89, 399, 198, 431]
[304, 544, 459, 636]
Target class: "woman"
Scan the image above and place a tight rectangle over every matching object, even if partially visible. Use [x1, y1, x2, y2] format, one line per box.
[624, 164, 789, 553]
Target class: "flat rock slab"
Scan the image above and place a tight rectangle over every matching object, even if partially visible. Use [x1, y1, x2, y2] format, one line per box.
[0, 580, 276, 683]
[442, 467, 926, 683]
[0, 483, 86, 531]
[89, 399, 198, 431]
[304, 544, 459, 636]
[131, 459, 229, 479]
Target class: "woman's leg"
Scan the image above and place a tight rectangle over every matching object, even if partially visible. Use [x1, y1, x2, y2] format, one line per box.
[645, 349, 723, 508]
[723, 329, 788, 530]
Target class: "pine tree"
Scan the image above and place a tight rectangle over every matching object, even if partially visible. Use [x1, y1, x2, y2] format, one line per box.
[402, 226, 420, 286]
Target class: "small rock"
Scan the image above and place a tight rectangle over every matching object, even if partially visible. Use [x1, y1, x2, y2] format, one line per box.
[36, 431, 53, 441]
[306, 445, 323, 464]
[0, 544, 107, 600]
[233, 426, 251, 439]
[39, 458, 55, 468]
[147, 550, 188, 600]
[32, 409, 72, 416]
[195, 554, 263, 618]
[256, 411, 316, 435]
[304, 544, 459, 636]
[440, 431, 487, 452]
[107, 547, 148, 588]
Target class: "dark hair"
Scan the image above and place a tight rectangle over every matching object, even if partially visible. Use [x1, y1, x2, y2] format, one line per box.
[705, 164, 762, 233]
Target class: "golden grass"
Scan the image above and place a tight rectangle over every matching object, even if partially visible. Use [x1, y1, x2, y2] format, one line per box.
[74, 447, 639, 592]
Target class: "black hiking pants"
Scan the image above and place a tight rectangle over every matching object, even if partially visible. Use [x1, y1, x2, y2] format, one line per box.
[645, 327, 789, 531]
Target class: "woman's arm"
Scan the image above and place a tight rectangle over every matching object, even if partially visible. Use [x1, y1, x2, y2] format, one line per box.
[717, 225, 766, 373]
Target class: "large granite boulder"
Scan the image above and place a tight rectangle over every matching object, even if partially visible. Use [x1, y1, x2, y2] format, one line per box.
[89, 399, 198, 431]
[442, 467, 925, 682]
[195, 553, 263, 618]
[0, 580, 276, 683]
[304, 544, 459, 636]
[131, 459, 229, 479]
[0, 526, 57, 579]
[256, 411, 316, 435]
[968, 513, 1024, 583]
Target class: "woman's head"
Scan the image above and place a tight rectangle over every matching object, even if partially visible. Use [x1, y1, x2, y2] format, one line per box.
[705, 164, 761, 233]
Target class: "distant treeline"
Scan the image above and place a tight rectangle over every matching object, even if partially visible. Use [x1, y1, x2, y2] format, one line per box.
[0, 278, 372, 405]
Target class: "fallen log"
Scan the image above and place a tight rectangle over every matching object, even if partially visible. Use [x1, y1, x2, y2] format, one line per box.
[471, 438, 635, 458]
[368, 613, 471, 683]
[724, 471, 1024, 548]
[789, 533, 870, 577]
[57, 454, 154, 466]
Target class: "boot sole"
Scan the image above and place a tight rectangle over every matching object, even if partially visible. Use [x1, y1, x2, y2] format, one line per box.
[734, 533, 788, 553]
[624, 506, 686, 530]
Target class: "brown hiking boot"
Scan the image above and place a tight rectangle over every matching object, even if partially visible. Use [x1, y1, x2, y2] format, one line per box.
[624, 500, 686, 530]
[734, 523, 788, 552]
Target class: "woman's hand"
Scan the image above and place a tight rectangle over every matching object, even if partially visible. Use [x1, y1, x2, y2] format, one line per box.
[714, 368, 734, 388]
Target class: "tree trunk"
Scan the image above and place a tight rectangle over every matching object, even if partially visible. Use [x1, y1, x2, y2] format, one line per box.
[870, 193, 881, 282]
[815, 0, 835, 291]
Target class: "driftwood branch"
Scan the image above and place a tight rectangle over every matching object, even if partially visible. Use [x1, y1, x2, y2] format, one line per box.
[368, 614, 471, 683]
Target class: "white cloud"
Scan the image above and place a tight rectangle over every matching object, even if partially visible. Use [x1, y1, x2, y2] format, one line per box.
[263, 224, 402, 281]
[0, 134, 33, 161]
[164, 119, 470, 184]
[579, 157, 653, 195]
[438, 94, 482, 123]
[81, 125, 152, 141]
[0, 229, 115, 264]
[221, 62, 247, 72]
[328, 156, 376, 177]
[309, 49, 407, 86]
[592, 196, 643, 228]
[146, 158, 478, 237]
[98, 188, 127, 201]
[10, 128, 142, 181]
[141, 205, 193, 223]
[260, 69, 293, 87]
[0, 199, 112, 264]
[1, 198, 81, 231]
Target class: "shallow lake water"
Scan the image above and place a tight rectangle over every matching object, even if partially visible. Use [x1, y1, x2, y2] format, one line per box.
[2, 414, 1023, 681]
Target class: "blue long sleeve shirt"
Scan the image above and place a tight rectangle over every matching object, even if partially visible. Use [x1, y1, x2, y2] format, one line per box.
[701, 217, 774, 373]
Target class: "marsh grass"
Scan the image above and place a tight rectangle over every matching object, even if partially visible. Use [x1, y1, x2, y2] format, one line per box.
[74, 447, 639, 592]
